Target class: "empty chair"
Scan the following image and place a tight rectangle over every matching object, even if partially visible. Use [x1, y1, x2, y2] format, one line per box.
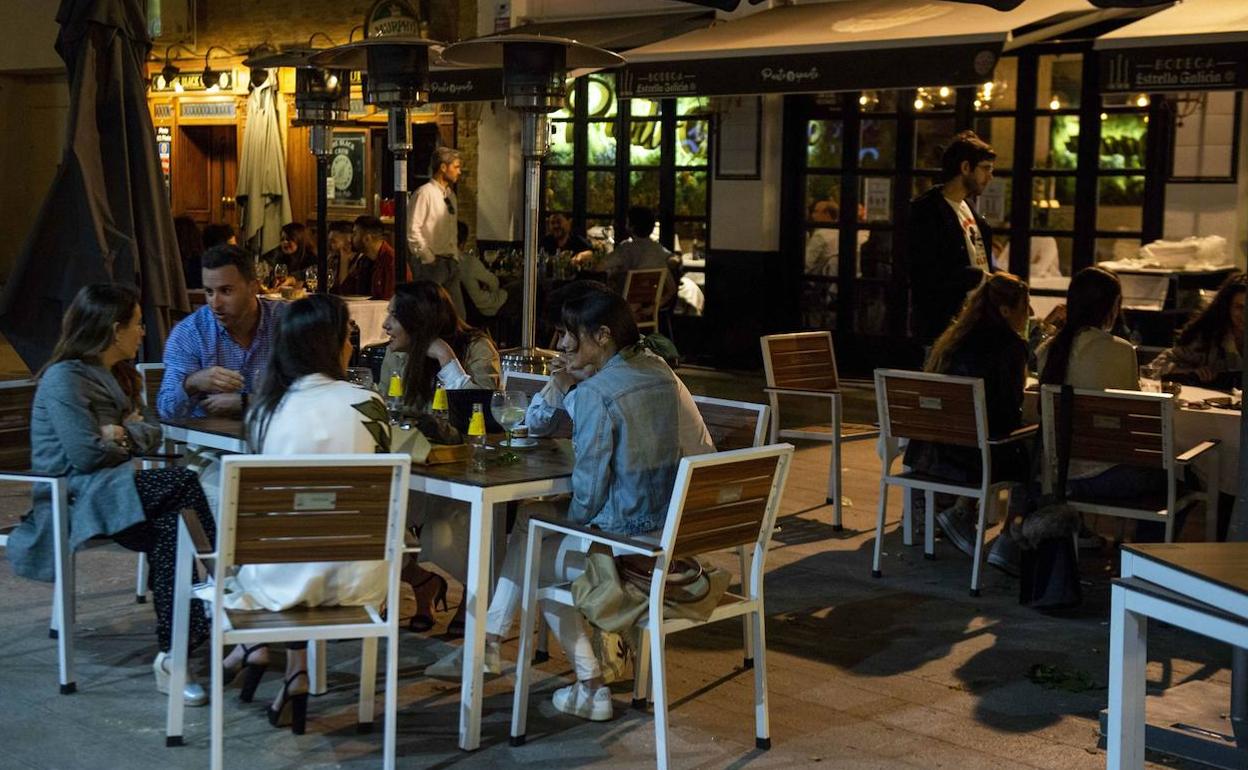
[760, 331, 877, 530]
[873, 369, 1036, 596]
[509, 443, 794, 769]
[1040, 386, 1219, 542]
[623, 268, 668, 334]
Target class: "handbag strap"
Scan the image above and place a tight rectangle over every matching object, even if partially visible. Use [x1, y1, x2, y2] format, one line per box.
[1054, 384, 1074, 503]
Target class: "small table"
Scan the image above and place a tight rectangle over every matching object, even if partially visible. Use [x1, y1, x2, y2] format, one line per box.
[159, 417, 247, 453]
[409, 440, 575, 751]
[1107, 543, 1248, 768]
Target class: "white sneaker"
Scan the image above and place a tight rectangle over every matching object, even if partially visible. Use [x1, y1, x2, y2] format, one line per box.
[153, 652, 208, 707]
[425, 641, 502, 680]
[551, 681, 613, 721]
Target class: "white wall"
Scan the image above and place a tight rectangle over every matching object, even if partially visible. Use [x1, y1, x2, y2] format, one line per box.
[1163, 91, 1248, 268]
[474, 103, 524, 241]
[0, 0, 61, 73]
[709, 94, 783, 252]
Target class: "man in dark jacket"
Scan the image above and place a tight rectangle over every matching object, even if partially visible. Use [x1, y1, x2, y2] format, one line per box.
[907, 130, 997, 342]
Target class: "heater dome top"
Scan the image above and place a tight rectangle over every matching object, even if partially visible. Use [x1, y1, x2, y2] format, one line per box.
[440, 34, 623, 71]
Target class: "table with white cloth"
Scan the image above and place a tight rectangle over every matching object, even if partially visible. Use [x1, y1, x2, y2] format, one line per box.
[1023, 383, 1240, 495]
[343, 298, 390, 348]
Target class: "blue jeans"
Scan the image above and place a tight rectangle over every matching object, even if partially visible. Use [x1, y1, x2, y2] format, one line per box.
[1067, 465, 1174, 541]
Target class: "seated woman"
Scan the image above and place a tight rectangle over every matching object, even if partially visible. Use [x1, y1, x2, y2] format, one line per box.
[262, 222, 316, 287]
[903, 273, 1032, 572]
[1037, 267, 1167, 533]
[5, 285, 216, 705]
[1149, 272, 1245, 391]
[427, 289, 713, 722]
[378, 281, 500, 634]
[216, 294, 390, 734]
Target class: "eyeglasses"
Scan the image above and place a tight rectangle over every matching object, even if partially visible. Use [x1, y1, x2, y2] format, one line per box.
[444, 196, 455, 215]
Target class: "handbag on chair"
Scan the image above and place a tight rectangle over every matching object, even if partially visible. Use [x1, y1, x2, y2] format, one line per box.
[1017, 384, 1082, 610]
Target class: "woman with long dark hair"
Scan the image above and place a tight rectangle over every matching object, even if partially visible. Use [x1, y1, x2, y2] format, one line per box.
[5, 284, 217, 706]
[1149, 271, 1246, 389]
[904, 273, 1032, 570]
[217, 294, 390, 734]
[263, 221, 316, 283]
[378, 281, 499, 633]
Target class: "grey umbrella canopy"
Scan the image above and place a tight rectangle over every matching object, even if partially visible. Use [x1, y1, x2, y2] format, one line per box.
[0, 0, 189, 372]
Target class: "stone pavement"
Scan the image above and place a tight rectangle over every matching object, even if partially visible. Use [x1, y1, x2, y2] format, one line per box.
[0, 367, 1221, 769]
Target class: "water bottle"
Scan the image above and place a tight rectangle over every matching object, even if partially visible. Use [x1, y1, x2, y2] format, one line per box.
[468, 402, 487, 470]
[386, 373, 404, 425]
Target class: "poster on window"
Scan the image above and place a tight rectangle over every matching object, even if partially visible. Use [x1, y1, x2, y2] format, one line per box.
[330, 129, 367, 209]
[978, 182, 1006, 226]
[156, 126, 172, 195]
[863, 177, 891, 222]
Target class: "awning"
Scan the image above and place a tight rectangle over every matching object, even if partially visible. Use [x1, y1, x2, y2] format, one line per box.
[1095, 0, 1248, 92]
[619, 0, 1122, 98]
[428, 10, 714, 103]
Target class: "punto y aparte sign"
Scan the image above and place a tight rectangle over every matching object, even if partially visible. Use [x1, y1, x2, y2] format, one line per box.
[1100, 43, 1247, 92]
[620, 44, 999, 98]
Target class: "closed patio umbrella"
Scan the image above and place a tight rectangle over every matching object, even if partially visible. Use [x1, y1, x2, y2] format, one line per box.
[236, 69, 292, 257]
[0, 0, 188, 372]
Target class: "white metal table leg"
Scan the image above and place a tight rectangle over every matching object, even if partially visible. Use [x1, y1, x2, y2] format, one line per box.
[459, 492, 493, 751]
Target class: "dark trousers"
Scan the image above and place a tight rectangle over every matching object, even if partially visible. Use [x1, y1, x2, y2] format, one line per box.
[113, 467, 216, 652]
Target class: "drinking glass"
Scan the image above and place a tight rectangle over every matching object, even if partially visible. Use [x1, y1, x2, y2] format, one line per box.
[273, 262, 288, 287]
[490, 390, 529, 458]
[254, 258, 271, 288]
[1139, 363, 1161, 393]
[304, 267, 319, 293]
[346, 366, 374, 390]
[326, 266, 336, 290]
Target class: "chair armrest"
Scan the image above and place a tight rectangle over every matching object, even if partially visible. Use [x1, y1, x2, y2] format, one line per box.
[763, 387, 838, 399]
[178, 508, 214, 556]
[529, 516, 662, 557]
[986, 424, 1039, 446]
[1176, 439, 1220, 465]
[0, 470, 67, 483]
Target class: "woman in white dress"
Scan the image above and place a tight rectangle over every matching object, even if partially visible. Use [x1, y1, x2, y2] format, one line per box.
[217, 294, 390, 734]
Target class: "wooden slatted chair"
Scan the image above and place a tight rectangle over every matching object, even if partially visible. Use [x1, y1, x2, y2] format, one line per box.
[624, 268, 668, 334]
[1040, 386, 1219, 543]
[760, 331, 878, 531]
[0, 379, 75, 693]
[164, 454, 411, 770]
[509, 443, 795, 769]
[873, 369, 1037, 596]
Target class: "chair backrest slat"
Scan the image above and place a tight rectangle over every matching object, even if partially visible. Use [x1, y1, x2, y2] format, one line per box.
[672, 454, 781, 558]
[230, 465, 396, 565]
[624, 269, 665, 328]
[1047, 389, 1168, 468]
[691, 395, 768, 451]
[0, 379, 36, 472]
[761, 332, 838, 391]
[878, 371, 981, 448]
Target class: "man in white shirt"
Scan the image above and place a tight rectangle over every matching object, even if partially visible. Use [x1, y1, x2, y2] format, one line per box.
[407, 146, 465, 314]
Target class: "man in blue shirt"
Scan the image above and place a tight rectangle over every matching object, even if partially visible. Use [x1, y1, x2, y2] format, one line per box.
[158, 244, 284, 418]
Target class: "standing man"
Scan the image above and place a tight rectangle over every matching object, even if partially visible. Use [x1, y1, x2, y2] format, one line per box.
[408, 146, 465, 314]
[906, 130, 996, 343]
[158, 244, 285, 418]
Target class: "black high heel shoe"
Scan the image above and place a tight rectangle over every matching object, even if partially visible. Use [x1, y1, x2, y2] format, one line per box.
[267, 671, 309, 735]
[223, 644, 269, 703]
[408, 573, 449, 633]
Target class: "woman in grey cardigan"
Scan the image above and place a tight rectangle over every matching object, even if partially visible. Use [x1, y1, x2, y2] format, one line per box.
[5, 285, 216, 705]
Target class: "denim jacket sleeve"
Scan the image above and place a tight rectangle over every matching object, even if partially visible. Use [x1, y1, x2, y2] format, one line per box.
[565, 386, 613, 524]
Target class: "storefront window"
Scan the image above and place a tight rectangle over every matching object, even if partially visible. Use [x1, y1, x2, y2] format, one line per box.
[629, 169, 660, 210]
[1034, 115, 1079, 170]
[545, 169, 573, 213]
[973, 116, 1015, 167]
[1098, 113, 1147, 170]
[675, 119, 710, 167]
[628, 120, 662, 165]
[549, 120, 575, 165]
[859, 90, 899, 112]
[586, 170, 614, 216]
[975, 57, 1017, 112]
[860, 119, 897, 169]
[586, 121, 616, 165]
[914, 118, 956, 169]
[806, 119, 844, 168]
[1036, 53, 1082, 110]
[1096, 175, 1146, 232]
[805, 177, 843, 220]
[1031, 176, 1077, 231]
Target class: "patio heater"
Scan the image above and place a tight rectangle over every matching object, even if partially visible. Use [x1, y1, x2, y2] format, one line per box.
[311, 5, 439, 286]
[243, 48, 350, 293]
[441, 34, 624, 373]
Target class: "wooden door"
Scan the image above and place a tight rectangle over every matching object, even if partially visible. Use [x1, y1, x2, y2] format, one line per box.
[174, 125, 238, 227]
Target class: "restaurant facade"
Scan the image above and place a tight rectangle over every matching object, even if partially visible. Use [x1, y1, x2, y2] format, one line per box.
[3, 0, 1244, 373]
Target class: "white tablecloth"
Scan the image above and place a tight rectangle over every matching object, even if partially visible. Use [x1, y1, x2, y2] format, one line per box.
[344, 298, 389, 348]
[1024, 384, 1240, 494]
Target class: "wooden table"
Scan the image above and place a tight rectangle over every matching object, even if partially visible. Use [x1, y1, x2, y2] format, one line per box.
[159, 417, 248, 453]
[409, 439, 575, 751]
[1107, 542, 1248, 768]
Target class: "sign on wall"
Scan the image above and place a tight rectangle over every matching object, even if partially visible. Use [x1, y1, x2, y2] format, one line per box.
[1100, 43, 1248, 92]
[330, 129, 368, 209]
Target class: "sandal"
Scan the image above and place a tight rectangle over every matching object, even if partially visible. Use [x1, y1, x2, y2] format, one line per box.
[408, 572, 448, 633]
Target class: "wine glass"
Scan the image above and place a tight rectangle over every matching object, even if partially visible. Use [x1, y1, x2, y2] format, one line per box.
[490, 390, 529, 457]
[273, 262, 288, 288]
[326, 266, 336, 290]
[304, 266, 318, 293]
[254, 258, 271, 288]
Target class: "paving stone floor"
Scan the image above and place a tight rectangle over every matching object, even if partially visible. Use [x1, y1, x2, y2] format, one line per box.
[0, 360, 1223, 768]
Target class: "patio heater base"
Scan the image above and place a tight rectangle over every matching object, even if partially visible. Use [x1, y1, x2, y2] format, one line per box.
[1098, 679, 1245, 769]
[500, 346, 558, 375]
